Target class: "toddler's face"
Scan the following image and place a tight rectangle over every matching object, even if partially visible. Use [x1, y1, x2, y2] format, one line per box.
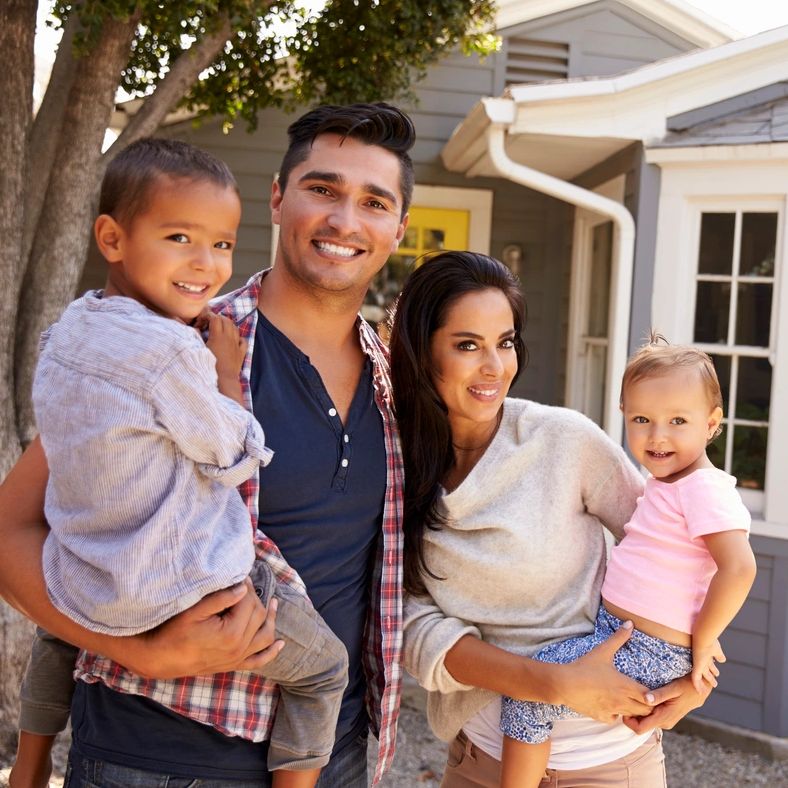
[104, 176, 241, 322]
[622, 369, 722, 483]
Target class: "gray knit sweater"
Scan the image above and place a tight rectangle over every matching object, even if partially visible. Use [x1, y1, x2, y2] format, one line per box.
[402, 398, 644, 742]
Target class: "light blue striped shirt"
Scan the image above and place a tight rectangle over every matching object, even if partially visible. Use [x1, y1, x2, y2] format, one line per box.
[34, 292, 272, 635]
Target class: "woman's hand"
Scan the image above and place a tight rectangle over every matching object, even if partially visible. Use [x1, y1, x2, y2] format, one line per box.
[623, 674, 712, 733]
[548, 622, 656, 721]
[123, 578, 283, 679]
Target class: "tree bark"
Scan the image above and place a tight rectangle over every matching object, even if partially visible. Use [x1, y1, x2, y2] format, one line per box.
[0, 0, 38, 751]
[0, 0, 36, 476]
[14, 7, 141, 445]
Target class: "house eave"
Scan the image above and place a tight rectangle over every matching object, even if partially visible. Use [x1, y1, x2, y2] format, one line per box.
[495, 0, 740, 48]
[442, 26, 788, 181]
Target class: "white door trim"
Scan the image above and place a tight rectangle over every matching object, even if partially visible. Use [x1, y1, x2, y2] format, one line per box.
[565, 175, 626, 430]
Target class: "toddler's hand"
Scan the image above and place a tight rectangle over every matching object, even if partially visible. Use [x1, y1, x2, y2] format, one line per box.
[691, 639, 725, 693]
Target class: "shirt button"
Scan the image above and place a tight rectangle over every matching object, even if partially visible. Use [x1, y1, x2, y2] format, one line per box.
[328, 408, 337, 417]
[344, 434, 349, 443]
[341, 458, 349, 468]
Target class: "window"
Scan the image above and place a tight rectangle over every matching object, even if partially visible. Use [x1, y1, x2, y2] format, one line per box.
[692, 210, 777, 504]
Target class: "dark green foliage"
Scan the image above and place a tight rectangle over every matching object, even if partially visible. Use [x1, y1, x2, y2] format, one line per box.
[50, 0, 498, 131]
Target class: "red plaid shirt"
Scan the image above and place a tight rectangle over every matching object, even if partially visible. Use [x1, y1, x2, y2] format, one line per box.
[76, 271, 404, 784]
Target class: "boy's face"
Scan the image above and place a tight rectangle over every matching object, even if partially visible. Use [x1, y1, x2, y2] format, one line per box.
[97, 176, 241, 322]
[622, 369, 723, 483]
[270, 134, 407, 303]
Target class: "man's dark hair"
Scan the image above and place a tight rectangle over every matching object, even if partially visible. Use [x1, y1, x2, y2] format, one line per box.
[278, 103, 416, 218]
[99, 138, 238, 227]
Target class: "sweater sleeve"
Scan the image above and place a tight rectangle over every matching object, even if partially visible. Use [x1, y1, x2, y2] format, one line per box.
[403, 592, 482, 694]
[579, 419, 644, 541]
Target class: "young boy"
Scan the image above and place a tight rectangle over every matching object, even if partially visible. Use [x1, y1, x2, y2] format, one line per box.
[499, 335, 757, 788]
[11, 138, 348, 788]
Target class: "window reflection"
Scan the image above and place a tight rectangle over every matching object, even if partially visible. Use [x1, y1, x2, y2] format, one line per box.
[698, 213, 734, 275]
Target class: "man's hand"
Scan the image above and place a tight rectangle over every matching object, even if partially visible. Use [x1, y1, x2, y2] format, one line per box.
[548, 622, 656, 721]
[126, 578, 283, 678]
[623, 673, 713, 733]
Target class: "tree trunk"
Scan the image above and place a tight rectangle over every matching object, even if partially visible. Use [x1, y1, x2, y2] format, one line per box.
[0, 0, 38, 749]
[14, 8, 141, 445]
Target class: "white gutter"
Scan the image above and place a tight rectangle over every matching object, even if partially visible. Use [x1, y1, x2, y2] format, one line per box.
[481, 121, 635, 445]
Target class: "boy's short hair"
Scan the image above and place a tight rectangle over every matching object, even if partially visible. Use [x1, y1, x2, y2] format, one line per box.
[621, 332, 724, 438]
[277, 102, 416, 219]
[99, 138, 238, 228]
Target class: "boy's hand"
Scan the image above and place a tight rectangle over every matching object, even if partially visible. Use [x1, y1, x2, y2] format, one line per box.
[206, 313, 246, 405]
[691, 639, 725, 693]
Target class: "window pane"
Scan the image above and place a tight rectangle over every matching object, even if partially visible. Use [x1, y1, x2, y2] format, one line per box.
[698, 213, 735, 275]
[735, 282, 772, 347]
[401, 227, 418, 249]
[709, 354, 731, 414]
[424, 229, 446, 251]
[740, 213, 777, 277]
[736, 356, 771, 421]
[588, 223, 612, 337]
[731, 425, 768, 490]
[707, 428, 726, 471]
[694, 282, 730, 343]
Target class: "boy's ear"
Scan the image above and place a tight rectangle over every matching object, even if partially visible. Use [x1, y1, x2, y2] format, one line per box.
[94, 214, 124, 262]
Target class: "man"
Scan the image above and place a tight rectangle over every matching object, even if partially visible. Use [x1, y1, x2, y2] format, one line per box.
[0, 102, 411, 787]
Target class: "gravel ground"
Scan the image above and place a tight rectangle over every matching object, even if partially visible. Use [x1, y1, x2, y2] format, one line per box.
[1, 695, 785, 787]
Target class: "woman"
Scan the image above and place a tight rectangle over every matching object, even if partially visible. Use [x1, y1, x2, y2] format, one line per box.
[389, 251, 710, 787]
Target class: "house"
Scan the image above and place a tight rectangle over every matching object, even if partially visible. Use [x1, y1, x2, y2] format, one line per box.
[93, 0, 788, 741]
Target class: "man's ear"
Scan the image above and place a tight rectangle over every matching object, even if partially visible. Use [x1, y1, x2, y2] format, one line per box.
[270, 179, 283, 227]
[94, 214, 124, 262]
[391, 212, 408, 254]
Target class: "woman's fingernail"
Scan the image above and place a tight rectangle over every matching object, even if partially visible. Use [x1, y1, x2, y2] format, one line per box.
[622, 620, 633, 629]
[646, 693, 655, 703]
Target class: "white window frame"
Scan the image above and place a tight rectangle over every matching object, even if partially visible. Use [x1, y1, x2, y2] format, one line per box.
[648, 150, 788, 536]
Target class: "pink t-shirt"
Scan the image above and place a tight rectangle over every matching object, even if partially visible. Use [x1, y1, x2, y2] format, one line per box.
[601, 467, 750, 633]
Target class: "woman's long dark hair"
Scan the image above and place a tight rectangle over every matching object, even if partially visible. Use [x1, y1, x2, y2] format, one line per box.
[389, 251, 527, 595]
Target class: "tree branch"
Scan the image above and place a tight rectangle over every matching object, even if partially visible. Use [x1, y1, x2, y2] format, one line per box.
[108, 13, 233, 162]
[21, 11, 82, 272]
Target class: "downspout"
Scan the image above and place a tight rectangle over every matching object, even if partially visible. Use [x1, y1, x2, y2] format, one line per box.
[480, 122, 636, 445]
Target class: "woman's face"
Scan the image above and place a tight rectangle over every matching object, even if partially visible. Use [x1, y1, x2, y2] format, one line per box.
[429, 288, 519, 431]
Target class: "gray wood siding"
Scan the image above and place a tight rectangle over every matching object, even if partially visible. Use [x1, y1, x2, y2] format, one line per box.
[498, 0, 697, 91]
[695, 538, 788, 737]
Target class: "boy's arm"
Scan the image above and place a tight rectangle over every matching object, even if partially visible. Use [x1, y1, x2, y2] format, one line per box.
[691, 529, 757, 691]
[0, 439, 281, 678]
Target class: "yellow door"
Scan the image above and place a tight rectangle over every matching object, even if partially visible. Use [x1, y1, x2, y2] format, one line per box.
[362, 206, 471, 328]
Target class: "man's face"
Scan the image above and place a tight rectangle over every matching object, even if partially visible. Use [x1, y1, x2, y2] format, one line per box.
[271, 134, 408, 302]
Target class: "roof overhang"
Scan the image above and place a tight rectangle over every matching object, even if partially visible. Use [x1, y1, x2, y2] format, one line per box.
[494, 0, 739, 48]
[443, 25, 788, 181]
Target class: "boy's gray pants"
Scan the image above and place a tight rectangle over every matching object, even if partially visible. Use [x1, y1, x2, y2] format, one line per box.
[20, 559, 349, 772]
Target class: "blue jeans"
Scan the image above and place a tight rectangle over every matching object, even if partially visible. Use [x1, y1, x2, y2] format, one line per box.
[64, 732, 368, 787]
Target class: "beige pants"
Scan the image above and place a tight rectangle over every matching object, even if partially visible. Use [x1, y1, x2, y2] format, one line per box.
[440, 729, 667, 788]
